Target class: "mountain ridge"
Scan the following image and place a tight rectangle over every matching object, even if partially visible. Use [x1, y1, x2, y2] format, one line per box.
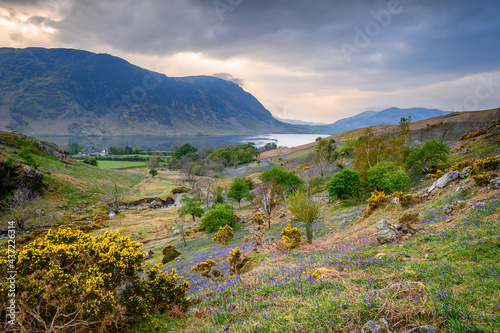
[0, 47, 301, 136]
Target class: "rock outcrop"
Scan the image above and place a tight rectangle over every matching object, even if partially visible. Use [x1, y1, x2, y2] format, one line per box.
[428, 171, 464, 192]
[352, 319, 438, 333]
[376, 220, 400, 244]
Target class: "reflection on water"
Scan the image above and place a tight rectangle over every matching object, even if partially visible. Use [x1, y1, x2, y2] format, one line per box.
[36, 134, 327, 150]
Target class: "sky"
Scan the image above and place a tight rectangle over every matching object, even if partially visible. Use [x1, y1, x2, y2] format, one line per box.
[1, 0, 499, 123]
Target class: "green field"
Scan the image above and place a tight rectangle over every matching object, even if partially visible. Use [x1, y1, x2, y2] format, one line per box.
[97, 160, 147, 169]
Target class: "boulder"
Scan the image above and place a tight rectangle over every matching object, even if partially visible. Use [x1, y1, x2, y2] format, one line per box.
[376, 220, 400, 244]
[443, 204, 454, 215]
[108, 211, 116, 217]
[401, 326, 438, 333]
[428, 171, 462, 192]
[143, 249, 154, 260]
[489, 176, 500, 189]
[351, 319, 392, 333]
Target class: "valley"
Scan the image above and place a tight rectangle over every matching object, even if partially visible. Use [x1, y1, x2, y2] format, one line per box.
[1, 111, 500, 332]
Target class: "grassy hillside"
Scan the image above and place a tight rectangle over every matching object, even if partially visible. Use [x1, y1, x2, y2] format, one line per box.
[117, 125, 500, 332]
[2, 118, 500, 332]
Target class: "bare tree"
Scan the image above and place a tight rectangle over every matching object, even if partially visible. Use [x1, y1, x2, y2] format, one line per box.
[101, 183, 129, 213]
[260, 183, 279, 230]
[174, 218, 187, 247]
[3, 189, 54, 232]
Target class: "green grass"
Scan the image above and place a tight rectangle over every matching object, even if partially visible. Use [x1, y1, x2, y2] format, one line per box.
[37, 155, 143, 206]
[97, 160, 147, 169]
[284, 149, 314, 161]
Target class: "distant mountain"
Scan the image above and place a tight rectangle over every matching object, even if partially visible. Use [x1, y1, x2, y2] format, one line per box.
[325, 107, 451, 132]
[275, 117, 327, 126]
[0, 47, 301, 136]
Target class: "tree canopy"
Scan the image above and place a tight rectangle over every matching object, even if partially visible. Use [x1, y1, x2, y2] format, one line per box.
[227, 177, 250, 209]
[327, 169, 361, 199]
[405, 139, 449, 173]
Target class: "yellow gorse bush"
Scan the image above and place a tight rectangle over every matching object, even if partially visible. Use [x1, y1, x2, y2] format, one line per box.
[459, 129, 488, 141]
[0, 227, 189, 332]
[212, 225, 234, 246]
[280, 224, 304, 249]
[191, 259, 220, 279]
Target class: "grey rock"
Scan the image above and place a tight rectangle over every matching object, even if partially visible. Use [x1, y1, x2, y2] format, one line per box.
[428, 171, 461, 192]
[351, 318, 392, 333]
[376, 220, 400, 244]
[488, 176, 500, 189]
[401, 325, 438, 333]
[188, 307, 201, 316]
[131, 233, 142, 238]
[390, 197, 399, 205]
[108, 211, 116, 217]
[143, 250, 154, 260]
[443, 204, 454, 215]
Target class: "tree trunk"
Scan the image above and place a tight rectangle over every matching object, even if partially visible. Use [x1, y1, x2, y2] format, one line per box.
[305, 223, 313, 244]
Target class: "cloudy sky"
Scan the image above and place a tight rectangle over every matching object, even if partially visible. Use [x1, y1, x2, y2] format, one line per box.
[1, 0, 499, 123]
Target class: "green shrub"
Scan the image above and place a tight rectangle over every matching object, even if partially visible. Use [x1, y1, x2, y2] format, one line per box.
[200, 203, 237, 232]
[18, 148, 38, 167]
[162, 244, 181, 264]
[327, 169, 361, 199]
[83, 157, 98, 166]
[367, 162, 409, 193]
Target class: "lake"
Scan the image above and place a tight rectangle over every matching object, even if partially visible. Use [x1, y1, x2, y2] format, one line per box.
[38, 134, 328, 150]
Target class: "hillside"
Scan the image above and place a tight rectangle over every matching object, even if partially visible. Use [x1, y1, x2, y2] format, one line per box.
[2, 115, 500, 333]
[260, 107, 500, 160]
[0, 48, 299, 136]
[329, 107, 451, 132]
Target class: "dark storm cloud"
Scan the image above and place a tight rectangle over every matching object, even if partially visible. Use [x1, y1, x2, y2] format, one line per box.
[48, 0, 500, 80]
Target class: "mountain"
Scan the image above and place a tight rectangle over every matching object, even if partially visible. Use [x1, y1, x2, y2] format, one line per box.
[275, 117, 327, 126]
[327, 107, 451, 132]
[0, 47, 300, 136]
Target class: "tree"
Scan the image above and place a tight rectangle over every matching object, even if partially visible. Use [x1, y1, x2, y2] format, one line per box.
[366, 162, 409, 193]
[147, 156, 161, 168]
[178, 195, 204, 222]
[405, 139, 450, 173]
[174, 143, 198, 159]
[66, 142, 82, 155]
[259, 182, 279, 230]
[200, 203, 237, 232]
[213, 185, 225, 206]
[149, 168, 158, 178]
[101, 183, 128, 213]
[352, 128, 408, 179]
[288, 191, 321, 243]
[314, 138, 339, 176]
[227, 177, 250, 209]
[327, 169, 361, 200]
[259, 166, 304, 203]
